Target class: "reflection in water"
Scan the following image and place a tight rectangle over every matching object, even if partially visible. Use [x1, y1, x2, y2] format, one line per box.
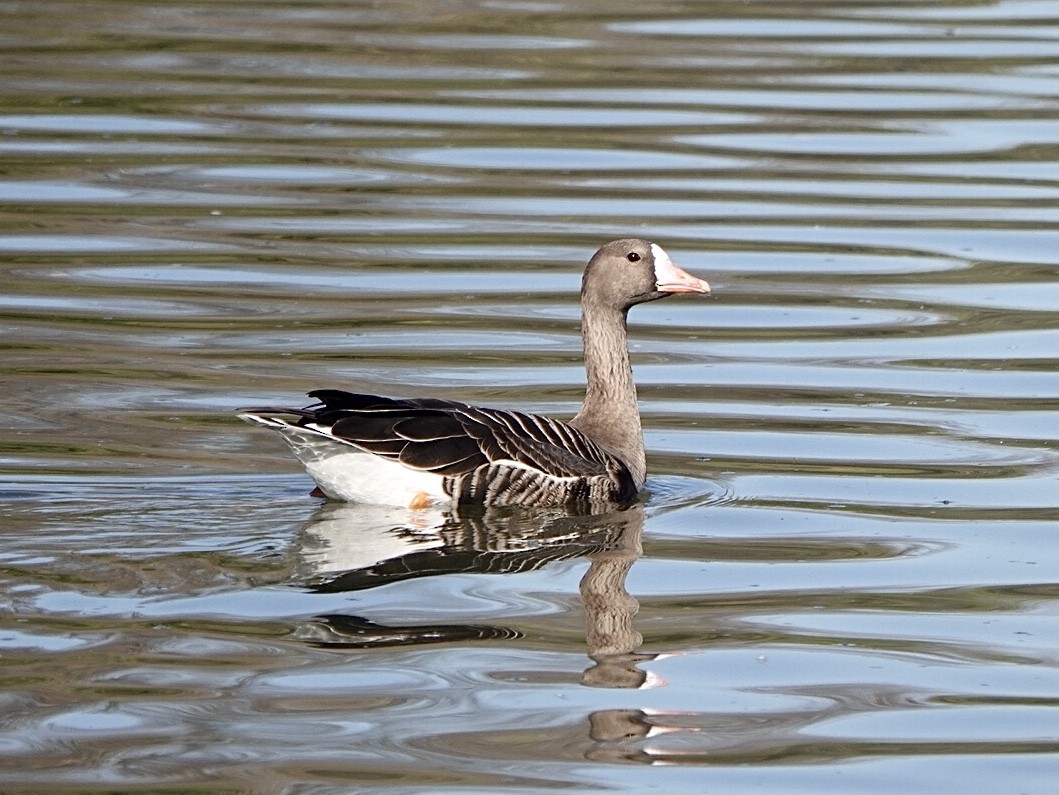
[306, 614, 521, 648]
[578, 509, 653, 689]
[296, 501, 652, 687]
[587, 709, 655, 745]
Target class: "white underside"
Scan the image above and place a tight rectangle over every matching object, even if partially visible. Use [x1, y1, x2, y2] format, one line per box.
[240, 414, 450, 507]
[303, 449, 448, 506]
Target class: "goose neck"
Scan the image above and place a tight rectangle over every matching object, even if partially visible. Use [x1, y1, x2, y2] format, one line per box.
[571, 303, 646, 486]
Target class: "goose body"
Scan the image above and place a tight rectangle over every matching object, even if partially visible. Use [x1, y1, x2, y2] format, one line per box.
[239, 239, 710, 508]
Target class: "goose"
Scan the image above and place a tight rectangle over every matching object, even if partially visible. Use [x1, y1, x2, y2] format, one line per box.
[238, 239, 710, 508]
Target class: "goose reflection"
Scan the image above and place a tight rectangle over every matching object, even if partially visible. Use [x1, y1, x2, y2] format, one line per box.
[295, 501, 652, 687]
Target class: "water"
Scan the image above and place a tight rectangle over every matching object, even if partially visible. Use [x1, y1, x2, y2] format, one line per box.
[1, 1, 1057, 793]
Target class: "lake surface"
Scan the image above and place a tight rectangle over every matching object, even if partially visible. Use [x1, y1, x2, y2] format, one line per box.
[1, 1, 1057, 793]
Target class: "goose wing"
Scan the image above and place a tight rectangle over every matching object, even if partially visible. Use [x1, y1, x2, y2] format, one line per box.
[306, 389, 623, 480]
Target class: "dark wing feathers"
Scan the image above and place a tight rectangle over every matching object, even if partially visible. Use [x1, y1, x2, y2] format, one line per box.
[393, 414, 466, 442]
[307, 389, 399, 412]
[330, 413, 404, 442]
[465, 408, 611, 478]
[295, 391, 622, 482]
[398, 439, 483, 474]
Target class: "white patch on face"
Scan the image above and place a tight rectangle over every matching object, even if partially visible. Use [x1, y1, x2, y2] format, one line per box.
[650, 242, 711, 294]
[650, 243, 678, 283]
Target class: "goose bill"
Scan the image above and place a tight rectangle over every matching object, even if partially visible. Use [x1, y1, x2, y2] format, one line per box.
[650, 243, 711, 294]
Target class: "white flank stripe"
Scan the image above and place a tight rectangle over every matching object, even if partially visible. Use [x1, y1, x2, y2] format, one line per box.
[492, 458, 579, 483]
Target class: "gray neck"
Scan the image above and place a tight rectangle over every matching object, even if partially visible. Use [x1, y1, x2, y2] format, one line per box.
[569, 302, 646, 487]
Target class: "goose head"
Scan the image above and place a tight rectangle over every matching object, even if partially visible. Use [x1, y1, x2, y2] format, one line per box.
[583, 238, 710, 312]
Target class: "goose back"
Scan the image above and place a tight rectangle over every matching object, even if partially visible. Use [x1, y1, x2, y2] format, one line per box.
[240, 390, 638, 506]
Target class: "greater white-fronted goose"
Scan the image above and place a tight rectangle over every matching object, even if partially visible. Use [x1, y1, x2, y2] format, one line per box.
[239, 239, 710, 508]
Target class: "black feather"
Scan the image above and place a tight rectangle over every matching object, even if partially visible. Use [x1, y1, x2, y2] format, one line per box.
[331, 413, 407, 442]
[399, 440, 485, 474]
[394, 414, 467, 442]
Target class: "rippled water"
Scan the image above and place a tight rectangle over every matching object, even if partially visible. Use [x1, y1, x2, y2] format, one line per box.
[1, 1, 1057, 793]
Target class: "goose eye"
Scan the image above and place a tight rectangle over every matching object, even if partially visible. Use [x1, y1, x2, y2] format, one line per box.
[626, 252, 641, 262]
